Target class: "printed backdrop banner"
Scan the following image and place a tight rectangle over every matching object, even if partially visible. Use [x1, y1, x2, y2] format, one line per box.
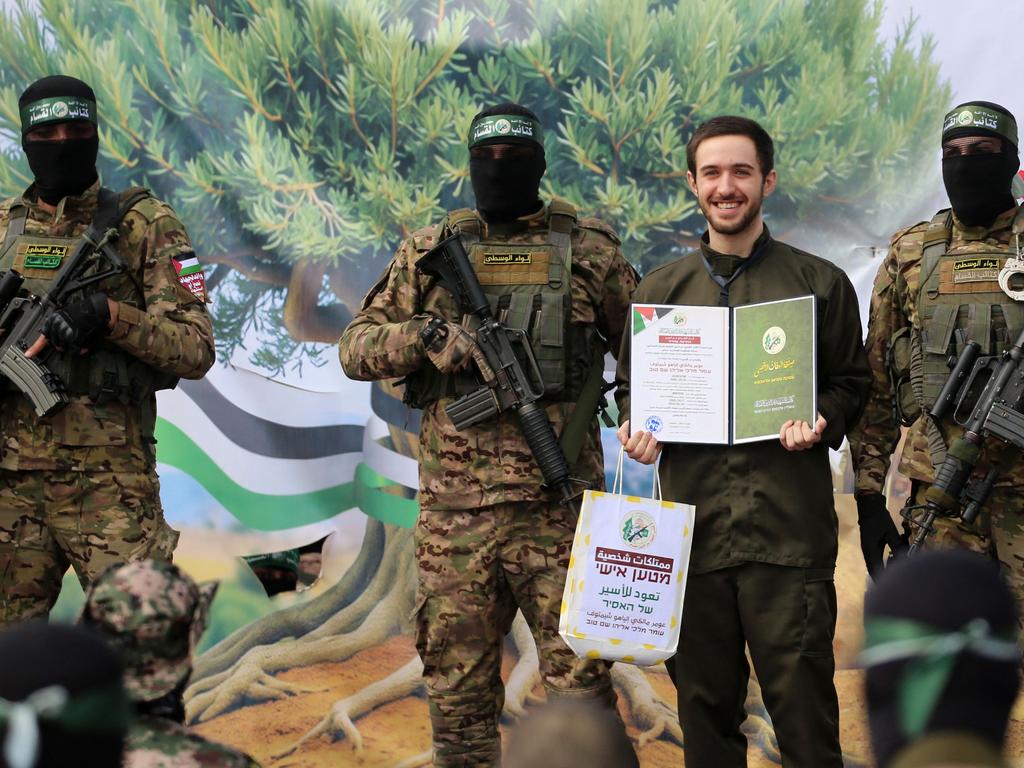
[1, 0, 1021, 765]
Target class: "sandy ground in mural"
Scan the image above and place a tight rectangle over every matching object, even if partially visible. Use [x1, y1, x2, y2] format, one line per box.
[191, 495, 1024, 767]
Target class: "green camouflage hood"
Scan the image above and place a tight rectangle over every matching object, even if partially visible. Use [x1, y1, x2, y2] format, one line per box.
[80, 559, 218, 703]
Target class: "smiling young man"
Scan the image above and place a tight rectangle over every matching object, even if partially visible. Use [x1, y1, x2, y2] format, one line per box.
[614, 115, 870, 767]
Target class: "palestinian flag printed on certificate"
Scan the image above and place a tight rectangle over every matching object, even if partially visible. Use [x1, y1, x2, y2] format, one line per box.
[632, 305, 663, 335]
[172, 252, 207, 301]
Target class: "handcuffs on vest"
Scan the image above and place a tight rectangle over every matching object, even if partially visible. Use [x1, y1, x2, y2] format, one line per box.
[997, 234, 1024, 300]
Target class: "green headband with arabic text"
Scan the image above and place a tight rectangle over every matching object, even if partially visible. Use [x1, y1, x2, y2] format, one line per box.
[942, 104, 1018, 147]
[20, 96, 96, 132]
[468, 114, 543, 149]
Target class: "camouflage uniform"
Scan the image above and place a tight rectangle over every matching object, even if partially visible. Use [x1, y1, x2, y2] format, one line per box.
[82, 559, 262, 768]
[339, 202, 637, 766]
[125, 716, 261, 768]
[0, 180, 215, 624]
[848, 205, 1024, 633]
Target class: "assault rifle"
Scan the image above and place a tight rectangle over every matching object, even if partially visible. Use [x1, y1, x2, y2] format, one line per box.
[0, 223, 126, 417]
[416, 232, 577, 504]
[903, 328, 1024, 553]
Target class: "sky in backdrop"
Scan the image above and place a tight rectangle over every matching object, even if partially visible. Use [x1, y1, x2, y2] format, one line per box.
[879, 0, 1024, 214]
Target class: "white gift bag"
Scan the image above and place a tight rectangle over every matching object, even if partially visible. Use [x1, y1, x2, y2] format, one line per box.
[558, 449, 695, 666]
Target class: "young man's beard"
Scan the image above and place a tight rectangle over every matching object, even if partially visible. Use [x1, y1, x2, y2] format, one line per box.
[700, 189, 765, 236]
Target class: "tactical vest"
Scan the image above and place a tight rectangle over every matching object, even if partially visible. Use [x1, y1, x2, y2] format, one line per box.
[405, 201, 602, 408]
[900, 208, 1024, 463]
[0, 187, 178, 408]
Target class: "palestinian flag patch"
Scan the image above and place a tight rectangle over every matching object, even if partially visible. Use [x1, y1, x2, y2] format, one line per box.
[172, 252, 207, 301]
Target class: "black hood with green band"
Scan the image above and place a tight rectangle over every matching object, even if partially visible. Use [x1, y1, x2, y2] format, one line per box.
[861, 550, 1020, 768]
[468, 103, 546, 222]
[0, 622, 129, 768]
[18, 75, 99, 205]
[941, 100, 1020, 227]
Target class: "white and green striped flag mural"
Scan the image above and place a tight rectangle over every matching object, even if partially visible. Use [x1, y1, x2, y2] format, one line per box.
[155, 365, 420, 531]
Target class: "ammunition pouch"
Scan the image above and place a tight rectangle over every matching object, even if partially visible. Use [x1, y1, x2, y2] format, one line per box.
[0, 187, 176, 416]
[913, 207, 1024, 464]
[403, 201, 597, 412]
[887, 325, 919, 427]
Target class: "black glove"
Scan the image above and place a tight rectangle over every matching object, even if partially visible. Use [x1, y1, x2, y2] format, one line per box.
[856, 492, 907, 579]
[41, 293, 110, 352]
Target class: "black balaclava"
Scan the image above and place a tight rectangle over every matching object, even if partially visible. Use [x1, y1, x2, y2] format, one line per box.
[941, 100, 1020, 227]
[19, 75, 99, 205]
[861, 550, 1020, 768]
[468, 102, 546, 223]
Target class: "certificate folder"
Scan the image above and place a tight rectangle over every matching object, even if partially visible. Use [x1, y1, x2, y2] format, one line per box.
[629, 295, 816, 444]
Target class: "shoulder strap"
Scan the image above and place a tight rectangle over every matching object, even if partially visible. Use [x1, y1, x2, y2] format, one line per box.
[546, 199, 576, 286]
[2, 201, 28, 254]
[920, 210, 953, 284]
[446, 207, 482, 237]
[547, 198, 576, 247]
[547, 197, 577, 232]
[93, 186, 151, 231]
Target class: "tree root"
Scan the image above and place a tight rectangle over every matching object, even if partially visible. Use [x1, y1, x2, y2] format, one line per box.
[393, 750, 433, 768]
[611, 664, 683, 749]
[186, 564, 411, 722]
[271, 655, 424, 759]
[191, 519, 393, 681]
[502, 612, 544, 719]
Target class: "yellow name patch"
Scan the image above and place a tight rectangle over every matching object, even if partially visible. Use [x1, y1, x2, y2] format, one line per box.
[24, 244, 68, 258]
[953, 258, 1000, 271]
[482, 253, 532, 265]
[952, 256, 1002, 284]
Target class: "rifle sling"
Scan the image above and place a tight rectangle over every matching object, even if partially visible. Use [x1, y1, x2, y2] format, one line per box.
[1, 203, 27, 256]
[559, 354, 607, 466]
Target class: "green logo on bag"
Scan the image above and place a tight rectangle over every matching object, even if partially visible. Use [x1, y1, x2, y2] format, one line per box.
[621, 511, 656, 549]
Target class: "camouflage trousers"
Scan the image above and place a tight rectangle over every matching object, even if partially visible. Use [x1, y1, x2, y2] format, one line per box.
[909, 482, 1024, 638]
[0, 468, 178, 625]
[414, 499, 617, 767]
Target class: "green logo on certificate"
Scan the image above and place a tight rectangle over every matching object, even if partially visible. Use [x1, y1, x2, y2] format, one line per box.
[621, 511, 656, 548]
[762, 326, 787, 354]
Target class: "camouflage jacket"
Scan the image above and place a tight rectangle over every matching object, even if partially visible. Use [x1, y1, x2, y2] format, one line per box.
[338, 203, 638, 510]
[125, 715, 262, 767]
[849, 205, 1023, 494]
[0, 180, 215, 472]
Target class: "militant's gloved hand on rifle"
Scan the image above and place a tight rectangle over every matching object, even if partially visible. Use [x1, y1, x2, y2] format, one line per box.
[856, 492, 907, 579]
[420, 315, 496, 383]
[40, 292, 110, 353]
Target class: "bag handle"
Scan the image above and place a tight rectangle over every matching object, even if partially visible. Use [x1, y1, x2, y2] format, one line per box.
[613, 447, 663, 501]
[612, 446, 626, 495]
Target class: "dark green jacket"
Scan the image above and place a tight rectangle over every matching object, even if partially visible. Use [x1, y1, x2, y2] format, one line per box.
[615, 230, 870, 573]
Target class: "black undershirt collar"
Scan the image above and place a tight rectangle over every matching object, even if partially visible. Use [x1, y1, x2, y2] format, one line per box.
[698, 225, 773, 306]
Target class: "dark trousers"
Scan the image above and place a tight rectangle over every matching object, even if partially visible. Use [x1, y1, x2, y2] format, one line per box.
[666, 562, 842, 768]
